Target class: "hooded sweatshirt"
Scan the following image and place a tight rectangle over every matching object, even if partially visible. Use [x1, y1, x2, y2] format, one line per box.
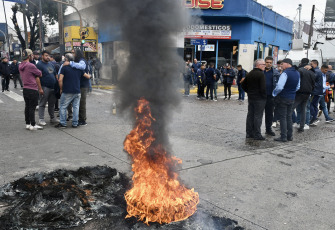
[19, 61, 42, 91]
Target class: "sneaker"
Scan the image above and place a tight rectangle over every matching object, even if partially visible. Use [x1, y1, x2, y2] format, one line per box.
[72, 125, 78, 128]
[213, 99, 218, 101]
[326, 118, 334, 123]
[29, 125, 43, 131]
[38, 119, 47, 126]
[254, 135, 265, 140]
[54, 108, 59, 112]
[304, 124, 310, 130]
[50, 118, 60, 123]
[36, 105, 39, 110]
[318, 110, 322, 117]
[224, 97, 227, 100]
[315, 119, 320, 124]
[228, 97, 231, 100]
[266, 130, 276, 136]
[55, 123, 67, 128]
[26, 124, 31, 130]
[271, 122, 277, 128]
[274, 137, 287, 142]
[78, 121, 87, 126]
[66, 116, 73, 121]
[292, 123, 300, 128]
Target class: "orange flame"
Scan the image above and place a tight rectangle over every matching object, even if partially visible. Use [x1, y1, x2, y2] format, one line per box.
[124, 98, 199, 225]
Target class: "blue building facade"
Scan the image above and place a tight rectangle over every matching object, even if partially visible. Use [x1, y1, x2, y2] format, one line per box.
[185, 0, 293, 70]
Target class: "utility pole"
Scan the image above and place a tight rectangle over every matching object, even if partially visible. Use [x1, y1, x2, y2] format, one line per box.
[38, 0, 44, 51]
[23, 3, 28, 49]
[308, 5, 315, 49]
[298, 4, 302, 39]
[58, 1, 64, 56]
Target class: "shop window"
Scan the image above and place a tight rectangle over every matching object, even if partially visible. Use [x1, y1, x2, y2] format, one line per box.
[254, 42, 258, 61]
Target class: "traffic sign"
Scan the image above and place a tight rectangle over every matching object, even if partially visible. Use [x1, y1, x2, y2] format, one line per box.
[190, 39, 207, 45]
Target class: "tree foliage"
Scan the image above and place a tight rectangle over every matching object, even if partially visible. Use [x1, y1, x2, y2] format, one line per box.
[11, 0, 74, 50]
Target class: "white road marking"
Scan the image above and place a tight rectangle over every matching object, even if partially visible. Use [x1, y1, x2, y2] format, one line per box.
[3, 91, 24, 102]
[91, 92, 103, 96]
[94, 89, 113, 95]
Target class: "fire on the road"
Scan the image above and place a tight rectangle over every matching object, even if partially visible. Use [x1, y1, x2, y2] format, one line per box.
[124, 98, 199, 225]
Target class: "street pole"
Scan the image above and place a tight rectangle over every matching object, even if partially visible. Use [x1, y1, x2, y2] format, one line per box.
[23, 3, 28, 49]
[298, 4, 302, 39]
[308, 5, 315, 49]
[2, 0, 11, 56]
[58, 1, 65, 56]
[200, 36, 203, 63]
[38, 0, 44, 51]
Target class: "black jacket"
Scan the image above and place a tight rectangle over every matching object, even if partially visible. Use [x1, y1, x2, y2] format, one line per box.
[0, 62, 11, 77]
[10, 62, 20, 75]
[241, 68, 266, 100]
[297, 64, 315, 95]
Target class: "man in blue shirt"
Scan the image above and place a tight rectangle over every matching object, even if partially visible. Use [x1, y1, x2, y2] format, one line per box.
[36, 51, 58, 126]
[317, 65, 334, 123]
[196, 64, 206, 99]
[55, 53, 90, 128]
[62, 49, 90, 126]
[264, 56, 280, 136]
[272, 59, 300, 142]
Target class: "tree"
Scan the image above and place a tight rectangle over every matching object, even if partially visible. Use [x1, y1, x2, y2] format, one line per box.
[11, 0, 74, 50]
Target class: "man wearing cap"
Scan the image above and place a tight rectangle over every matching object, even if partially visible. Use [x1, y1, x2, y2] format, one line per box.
[293, 58, 315, 132]
[273, 58, 300, 142]
[19, 49, 44, 131]
[0, 57, 11, 92]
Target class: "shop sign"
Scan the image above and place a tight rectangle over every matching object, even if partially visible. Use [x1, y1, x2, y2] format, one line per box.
[198, 45, 215, 51]
[65, 42, 72, 52]
[185, 0, 224, 9]
[185, 25, 231, 39]
[191, 39, 207, 45]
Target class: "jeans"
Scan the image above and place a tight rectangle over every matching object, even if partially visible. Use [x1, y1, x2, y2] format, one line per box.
[23, 88, 39, 126]
[276, 97, 295, 140]
[1, 75, 10, 90]
[265, 95, 275, 132]
[310, 95, 321, 122]
[193, 73, 197, 85]
[319, 95, 331, 120]
[79, 87, 88, 122]
[238, 84, 245, 100]
[184, 81, 190, 95]
[206, 82, 214, 100]
[59, 93, 81, 126]
[294, 94, 310, 129]
[224, 83, 232, 98]
[39, 86, 56, 120]
[246, 99, 266, 137]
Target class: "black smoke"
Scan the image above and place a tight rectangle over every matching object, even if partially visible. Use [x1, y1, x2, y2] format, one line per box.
[92, 0, 192, 148]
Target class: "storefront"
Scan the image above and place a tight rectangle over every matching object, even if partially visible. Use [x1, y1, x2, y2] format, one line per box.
[64, 26, 98, 59]
[185, 0, 293, 71]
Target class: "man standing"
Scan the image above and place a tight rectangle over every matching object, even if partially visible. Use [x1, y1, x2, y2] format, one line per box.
[196, 64, 206, 99]
[183, 62, 192, 96]
[293, 58, 315, 132]
[0, 57, 11, 92]
[309, 60, 324, 125]
[36, 51, 58, 126]
[10, 59, 23, 88]
[264, 56, 280, 136]
[317, 65, 334, 123]
[205, 63, 216, 101]
[19, 49, 44, 131]
[62, 49, 89, 126]
[192, 59, 201, 86]
[273, 59, 300, 142]
[326, 65, 335, 112]
[236, 65, 246, 102]
[241, 59, 267, 140]
[223, 63, 235, 100]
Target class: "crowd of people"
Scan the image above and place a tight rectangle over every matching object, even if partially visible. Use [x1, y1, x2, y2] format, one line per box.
[183, 58, 248, 101]
[0, 49, 98, 131]
[183, 56, 335, 142]
[242, 57, 334, 142]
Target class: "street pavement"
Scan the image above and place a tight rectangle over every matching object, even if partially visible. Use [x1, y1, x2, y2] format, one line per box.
[1, 81, 335, 230]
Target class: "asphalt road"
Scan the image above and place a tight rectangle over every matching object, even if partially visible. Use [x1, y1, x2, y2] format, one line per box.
[1, 82, 335, 230]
